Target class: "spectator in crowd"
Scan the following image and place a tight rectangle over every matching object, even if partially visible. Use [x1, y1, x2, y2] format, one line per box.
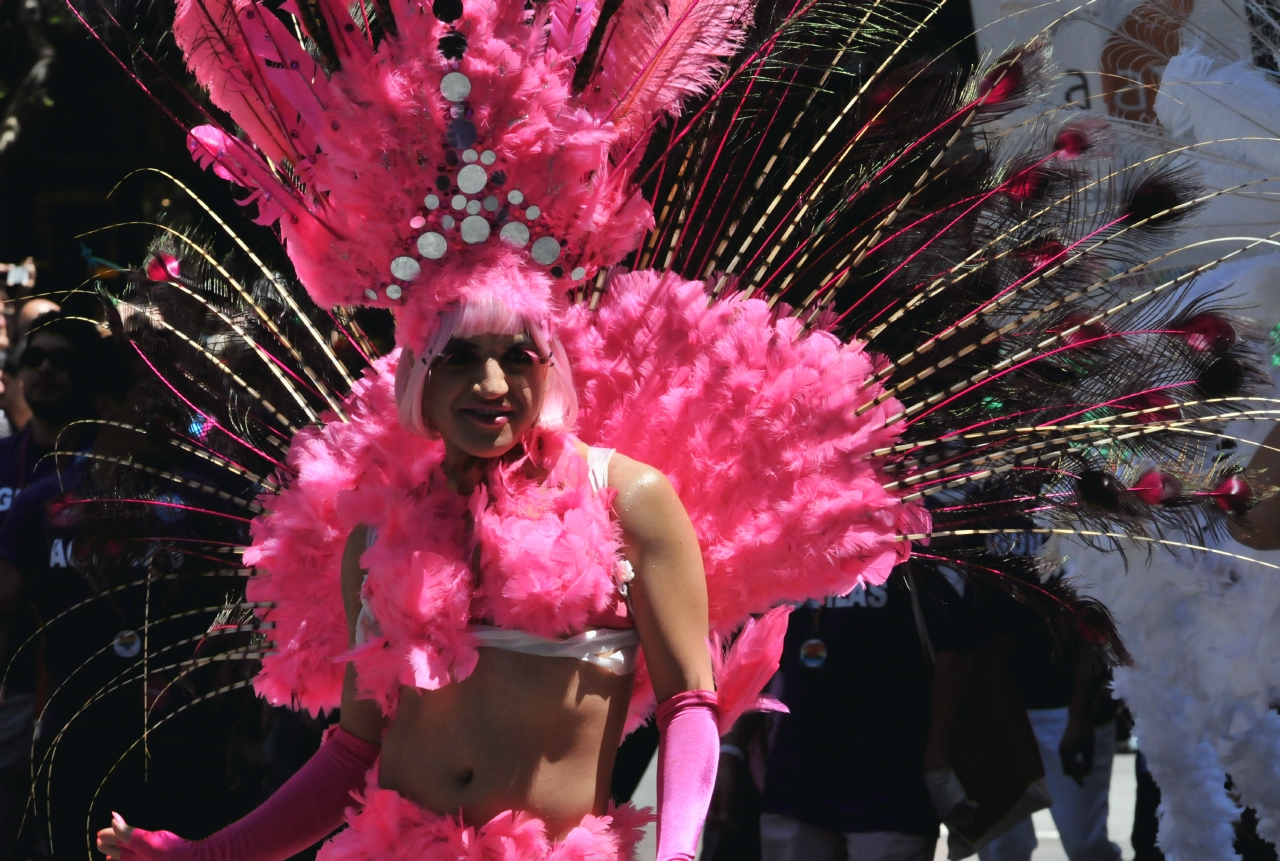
[978, 580, 1122, 861]
[0, 349, 31, 440]
[710, 570, 985, 861]
[14, 299, 59, 342]
[0, 335, 143, 858]
[0, 313, 12, 439]
[0, 310, 95, 530]
[0, 262, 36, 300]
[0, 304, 9, 358]
[0, 312, 111, 860]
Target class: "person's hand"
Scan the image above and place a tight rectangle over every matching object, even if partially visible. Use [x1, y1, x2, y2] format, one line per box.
[923, 768, 978, 832]
[95, 812, 132, 860]
[1059, 713, 1096, 786]
[96, 812, 195, 860]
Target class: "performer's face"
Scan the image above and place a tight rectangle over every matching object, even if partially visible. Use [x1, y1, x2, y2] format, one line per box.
[423, 331, 548, 457]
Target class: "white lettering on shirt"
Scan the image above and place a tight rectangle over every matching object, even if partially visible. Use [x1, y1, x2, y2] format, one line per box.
[49, 538, 69, 568]
[0, 488, 13, 512]
[827, 584, 890, 609]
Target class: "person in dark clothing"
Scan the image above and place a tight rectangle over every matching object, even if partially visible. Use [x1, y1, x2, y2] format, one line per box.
[978, 572, 1122, 861]
[0, 312, 116, 860]
[712, 570, 986, 861]
[1132, 751, 1163, 861]
[0, 335, 297, 859]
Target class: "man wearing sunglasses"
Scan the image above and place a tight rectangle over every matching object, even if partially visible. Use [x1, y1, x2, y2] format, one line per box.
[0, 312, 106, 527]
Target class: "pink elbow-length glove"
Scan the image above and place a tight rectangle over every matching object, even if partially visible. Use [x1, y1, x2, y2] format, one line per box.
[654, 690, 720, 861]
[113, 726, 378, 861]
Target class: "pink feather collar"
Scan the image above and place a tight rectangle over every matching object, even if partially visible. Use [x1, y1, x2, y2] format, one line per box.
[258, 415, 627, 716]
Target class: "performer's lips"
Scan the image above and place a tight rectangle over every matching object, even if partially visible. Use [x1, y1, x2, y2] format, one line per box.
[460, 405, 513, 428]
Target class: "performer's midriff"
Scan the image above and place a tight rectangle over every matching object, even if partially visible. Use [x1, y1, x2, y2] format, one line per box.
[378, 648, 634, 839]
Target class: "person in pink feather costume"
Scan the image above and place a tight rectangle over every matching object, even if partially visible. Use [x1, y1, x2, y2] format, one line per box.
[89, 0, 922, 855]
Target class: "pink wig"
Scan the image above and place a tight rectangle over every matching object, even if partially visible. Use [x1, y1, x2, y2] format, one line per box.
[393, 290, 579, 437]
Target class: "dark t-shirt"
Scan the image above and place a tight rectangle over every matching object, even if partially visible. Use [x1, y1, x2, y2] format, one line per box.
[982, 530, 1076, 709]
[0, 426, 54, 527]
[0, 459, 137, 697]
[1003, 586, 1076, 709]
[760, 574, 985, 836]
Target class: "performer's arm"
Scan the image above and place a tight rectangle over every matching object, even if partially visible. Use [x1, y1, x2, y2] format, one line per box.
[923, 650, 978, 830]
[1059, 653, 1110, 785]
[610, 456, 717, 861]
[1229, 422, 1280, 549]
[96, 527, 382, 861]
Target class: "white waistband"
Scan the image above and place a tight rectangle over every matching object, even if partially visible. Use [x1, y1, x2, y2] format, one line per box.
[469, 625, 640, 674]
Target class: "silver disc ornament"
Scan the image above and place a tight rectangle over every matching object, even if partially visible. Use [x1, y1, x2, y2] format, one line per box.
[531, 236, 561, 265]
[500, 221, 530, 248]
[457, 164, 487, 194]
[390, 256, 421, 281]
[460, 215, 491, 244]
[417, 232, 448, 260]
[440, 72, 472, 102]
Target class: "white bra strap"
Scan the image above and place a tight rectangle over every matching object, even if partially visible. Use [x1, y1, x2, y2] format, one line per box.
[586, 446, 616, 494]
[469, 625, 639, 675]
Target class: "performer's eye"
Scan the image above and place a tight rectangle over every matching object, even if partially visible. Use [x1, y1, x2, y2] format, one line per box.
[501, 345, 542, 367]
[437, 343, 478, 366]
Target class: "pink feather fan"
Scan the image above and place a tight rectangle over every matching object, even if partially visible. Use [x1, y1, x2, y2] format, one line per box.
[562, 270, 919, 634]
[171, 0, 753, 350]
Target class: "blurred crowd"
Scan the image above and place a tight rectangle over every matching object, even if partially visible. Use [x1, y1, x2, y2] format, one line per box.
[0, 259, 333, 861]
[0, 256, 1271, 861]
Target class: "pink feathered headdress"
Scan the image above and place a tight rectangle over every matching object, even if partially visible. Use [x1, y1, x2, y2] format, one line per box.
[175, 0, 753, 350]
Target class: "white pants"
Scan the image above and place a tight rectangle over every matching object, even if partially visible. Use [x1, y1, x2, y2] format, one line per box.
[978, 708, 1122, 861]
[759, 812, 936, 861]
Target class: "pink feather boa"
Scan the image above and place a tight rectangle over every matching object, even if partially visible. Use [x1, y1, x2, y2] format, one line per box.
[247, 386, 625, 715]
[317, 765, 652, 861]
[246, 271, 923, 727]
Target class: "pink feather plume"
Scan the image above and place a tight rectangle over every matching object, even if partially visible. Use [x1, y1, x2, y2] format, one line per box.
[713, 605, 791, 735]
[588, 0, 754, 153]
[549, 0, 600, 60]
[173, 0, 327, 166]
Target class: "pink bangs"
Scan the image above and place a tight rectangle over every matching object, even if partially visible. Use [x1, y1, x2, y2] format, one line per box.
[395, 292, 579, 437]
